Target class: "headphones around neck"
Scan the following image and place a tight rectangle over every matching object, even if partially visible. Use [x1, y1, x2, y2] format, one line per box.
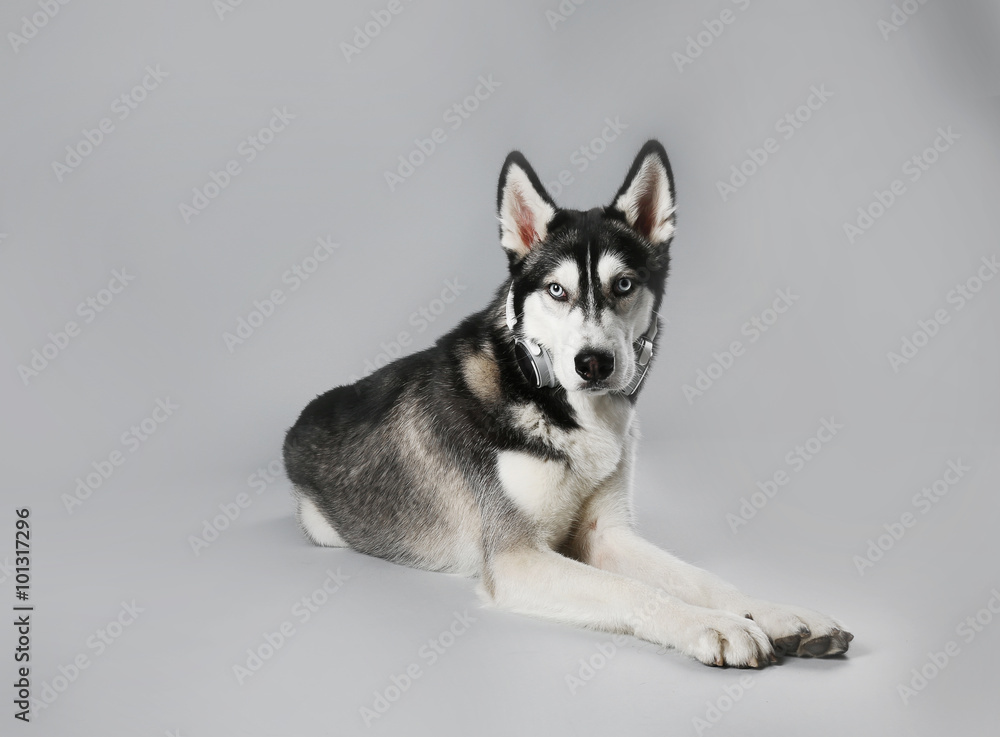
[505, 285, 658, 396]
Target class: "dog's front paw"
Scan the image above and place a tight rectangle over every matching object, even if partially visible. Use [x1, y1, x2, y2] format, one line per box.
[672, 609, 775, 668]
[737, 600, 853, 658]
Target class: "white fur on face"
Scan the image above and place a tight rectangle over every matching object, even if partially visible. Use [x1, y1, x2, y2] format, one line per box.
[547, 261, 580, 296]
[521, 254, 654, 393]
[597, 253, 625, 288]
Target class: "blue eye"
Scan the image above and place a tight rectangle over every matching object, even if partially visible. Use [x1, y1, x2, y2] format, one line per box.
[547, 283, 566, 300]
[614, 277, 634, 295]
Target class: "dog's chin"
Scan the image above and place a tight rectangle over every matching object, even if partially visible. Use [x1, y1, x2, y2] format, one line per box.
[565, 380, 616, 395]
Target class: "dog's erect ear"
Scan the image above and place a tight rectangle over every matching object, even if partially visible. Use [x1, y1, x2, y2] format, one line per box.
[611, 140, 676, 244]
[497, 152, 557, 262]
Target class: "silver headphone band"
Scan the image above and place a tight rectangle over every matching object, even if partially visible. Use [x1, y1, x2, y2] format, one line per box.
[505, 284, 518, 331]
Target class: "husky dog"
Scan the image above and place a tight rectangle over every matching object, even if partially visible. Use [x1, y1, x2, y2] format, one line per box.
[283, 141, 852, 667]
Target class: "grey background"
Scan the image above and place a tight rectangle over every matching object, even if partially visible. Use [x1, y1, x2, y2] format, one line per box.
[2, 0, 999, 735]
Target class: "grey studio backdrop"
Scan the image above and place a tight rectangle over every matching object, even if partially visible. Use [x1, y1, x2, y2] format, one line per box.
[1, 0, 999, 735]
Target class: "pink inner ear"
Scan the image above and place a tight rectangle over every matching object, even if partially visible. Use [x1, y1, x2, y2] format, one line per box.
[517, 220, 537, 250]
[635, 178, 659, 240]
[512, 187, 538, 249]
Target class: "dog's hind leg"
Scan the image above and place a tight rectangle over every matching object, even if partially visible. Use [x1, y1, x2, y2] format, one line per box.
[295, 491, 348, 548]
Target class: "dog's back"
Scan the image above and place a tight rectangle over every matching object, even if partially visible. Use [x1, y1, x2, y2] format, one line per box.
[283, 325, 496, 575]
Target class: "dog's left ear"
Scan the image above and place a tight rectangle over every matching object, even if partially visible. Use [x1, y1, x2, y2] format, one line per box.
[497, 152, 557, 263]
[611, 140, 676, 244]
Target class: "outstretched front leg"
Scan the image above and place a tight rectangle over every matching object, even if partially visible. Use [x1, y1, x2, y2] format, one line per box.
[569, 458, 853, 659]
[483, 544, 775, 668]
[578, 522, 853, 657]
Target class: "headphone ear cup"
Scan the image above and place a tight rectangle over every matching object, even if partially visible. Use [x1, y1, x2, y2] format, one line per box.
[513, 340, 539, 387]
[623, 362, 648, 395]
[532, 343, 556, 388]
[625, 336, 655, 395]
[513, 339, 557, 388]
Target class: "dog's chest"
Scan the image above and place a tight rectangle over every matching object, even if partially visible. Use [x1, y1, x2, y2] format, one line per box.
[498, 396, 636, 543]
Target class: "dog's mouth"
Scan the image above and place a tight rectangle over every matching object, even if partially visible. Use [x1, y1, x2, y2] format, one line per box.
[574, 379, 614, 394]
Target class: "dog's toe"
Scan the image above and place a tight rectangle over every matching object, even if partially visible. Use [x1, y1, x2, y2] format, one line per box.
[773, 634, 802, 655]
[738, 600, 852, 659]
[796, 627, 853, 657]
[802, 636, 831, 657]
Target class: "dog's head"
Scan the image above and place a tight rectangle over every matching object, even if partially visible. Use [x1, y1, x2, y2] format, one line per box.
[497, 140, 675, 394]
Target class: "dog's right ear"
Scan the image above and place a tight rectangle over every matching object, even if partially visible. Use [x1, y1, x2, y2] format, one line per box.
[611, 140, 676, 245]
[497, 152, 557, 263]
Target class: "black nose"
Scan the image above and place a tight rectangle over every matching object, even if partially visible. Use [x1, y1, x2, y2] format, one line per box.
[575, 351, 615, 382]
